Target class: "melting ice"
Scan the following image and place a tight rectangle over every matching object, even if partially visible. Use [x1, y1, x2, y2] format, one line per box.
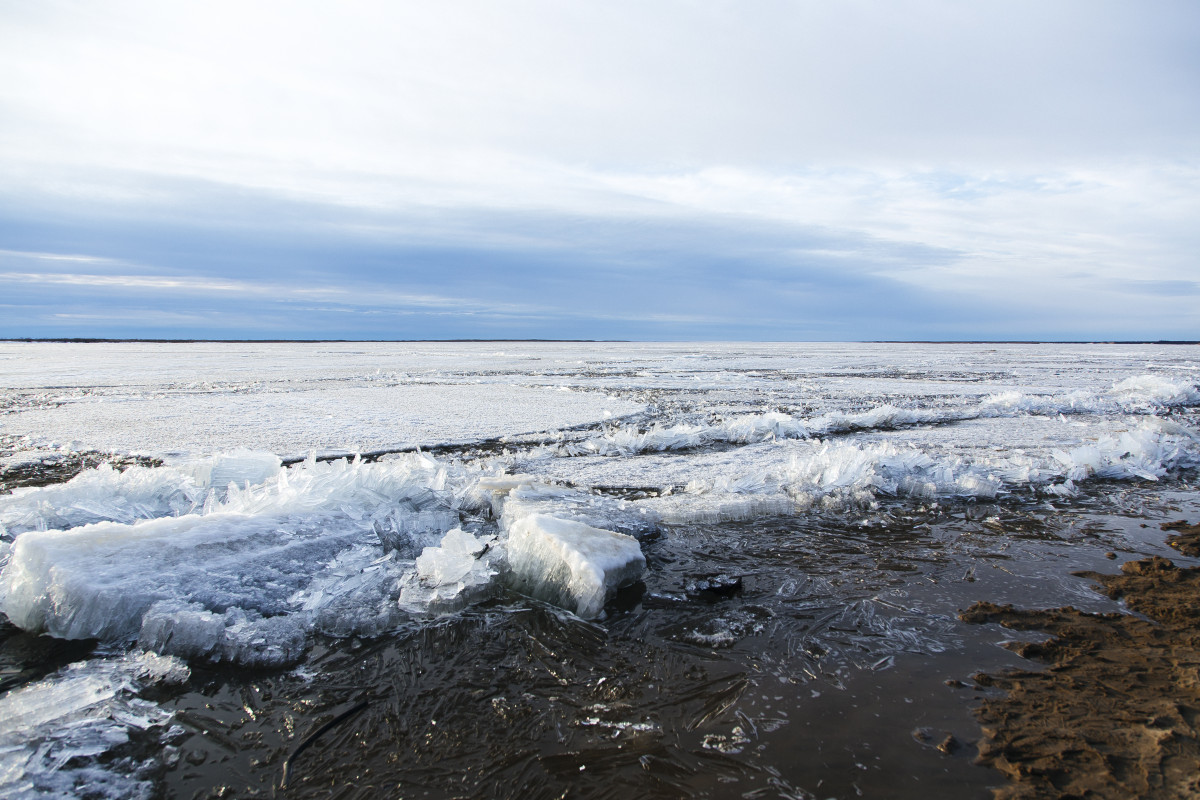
[0, 341, 1198, 796]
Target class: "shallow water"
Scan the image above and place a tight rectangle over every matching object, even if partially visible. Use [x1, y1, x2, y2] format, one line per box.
[151, 487, 1200, 800]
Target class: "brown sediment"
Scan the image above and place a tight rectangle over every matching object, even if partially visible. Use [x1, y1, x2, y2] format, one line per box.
[1162, 519, 1200, 557]
[961, 545, 1200, 799]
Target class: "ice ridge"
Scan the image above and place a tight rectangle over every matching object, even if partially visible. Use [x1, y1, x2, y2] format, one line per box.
[0, 452, 489, 664]
[673, 417, 1200, 512]
[552, 376, 1200, 458]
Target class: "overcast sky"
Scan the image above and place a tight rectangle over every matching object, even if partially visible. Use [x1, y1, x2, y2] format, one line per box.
[2, 0, 1197, 340]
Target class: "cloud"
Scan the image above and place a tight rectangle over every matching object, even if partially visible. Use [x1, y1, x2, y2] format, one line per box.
[1, 1, 1198, 340]
[1122, 280, 1200, 297]
[4, 1, 1198, 179]
[0, 271, 252, 292]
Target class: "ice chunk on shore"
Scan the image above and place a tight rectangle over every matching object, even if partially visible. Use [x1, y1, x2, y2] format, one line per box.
[0, 453, 468, 657]
[0, 512, 368, 642]
[0, 651, 188, 800]
[506, 514, 645, 619]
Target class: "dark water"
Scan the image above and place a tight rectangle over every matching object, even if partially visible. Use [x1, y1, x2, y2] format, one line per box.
[143, 483, 1199, 800]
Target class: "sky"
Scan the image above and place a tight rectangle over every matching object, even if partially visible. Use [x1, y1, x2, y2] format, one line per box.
[1, 0, 1198, 341]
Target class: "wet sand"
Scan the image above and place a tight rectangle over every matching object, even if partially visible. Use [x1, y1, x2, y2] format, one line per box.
[962, 520, 1200, 799]
[1164, 519, 1200, 557]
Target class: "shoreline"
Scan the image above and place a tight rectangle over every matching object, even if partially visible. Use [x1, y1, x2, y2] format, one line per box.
[962, 520, 1200, 799]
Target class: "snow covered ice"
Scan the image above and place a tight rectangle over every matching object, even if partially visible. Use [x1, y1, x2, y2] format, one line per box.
[0, 341, 1198, 797]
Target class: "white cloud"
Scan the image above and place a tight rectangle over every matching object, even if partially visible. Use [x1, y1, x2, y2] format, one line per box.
[1, 1, 1198, 339]
[3, 1, 1197, 181]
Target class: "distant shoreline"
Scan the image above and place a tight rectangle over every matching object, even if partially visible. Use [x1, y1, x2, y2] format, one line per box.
[1, 338, 1197, 346]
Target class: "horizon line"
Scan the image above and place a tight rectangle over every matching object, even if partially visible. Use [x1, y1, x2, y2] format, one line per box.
[3, 338, 1198, 346]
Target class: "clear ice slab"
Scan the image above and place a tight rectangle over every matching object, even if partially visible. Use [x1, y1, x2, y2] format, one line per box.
[505, 514, 645, 619]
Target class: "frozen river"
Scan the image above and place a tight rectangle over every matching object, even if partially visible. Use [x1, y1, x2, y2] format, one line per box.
[1, 341, 1198, 798]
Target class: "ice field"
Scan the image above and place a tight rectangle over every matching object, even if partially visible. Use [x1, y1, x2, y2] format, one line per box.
[1, 341, 1199, 798]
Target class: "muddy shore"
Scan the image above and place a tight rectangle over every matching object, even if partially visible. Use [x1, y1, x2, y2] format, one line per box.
[962, 520, 1200, 799]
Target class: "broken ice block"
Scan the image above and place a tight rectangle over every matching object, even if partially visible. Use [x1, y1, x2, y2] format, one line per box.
[506, 514, 645, 619]
[499, 482, 662, 540]
[0, 511, 365, 642]
[136, 601, 308, 667]
[0, 651, 188, 799]
[204, 449, 282, 492]
[397, 527, 501, 616]
[460, 473, 543, 518]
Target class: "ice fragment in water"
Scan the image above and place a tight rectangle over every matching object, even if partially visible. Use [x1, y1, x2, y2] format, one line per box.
[505, 514, 645, 619]
[0, 651, 188, 800]
[398, 527, 502, 616]
[414, 527, 488, 584]
[137, 601, 308, 667]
